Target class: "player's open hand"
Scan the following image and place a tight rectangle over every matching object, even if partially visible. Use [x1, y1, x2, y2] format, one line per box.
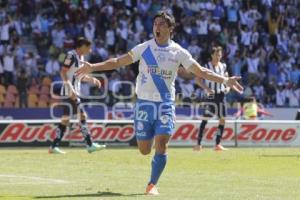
[205, 88, 215, 95]
[227, 76, 243, 94]
[92, 77, 101, 88]
[75, 61, 93, 77]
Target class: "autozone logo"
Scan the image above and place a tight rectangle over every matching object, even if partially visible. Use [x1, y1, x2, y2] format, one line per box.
[0, 123, 297, 144]
[0, 123, 134, 143]
[171, 124, 297, 143]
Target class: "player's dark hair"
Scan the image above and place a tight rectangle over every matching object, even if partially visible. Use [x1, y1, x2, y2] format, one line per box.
[210, 46, 223, 55]
[153, 11, 176, 28]
[75, 37, 91, 48]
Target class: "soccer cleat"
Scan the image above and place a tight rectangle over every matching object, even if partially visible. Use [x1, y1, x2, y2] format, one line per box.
[193, 145, 203, 151]
[87, 143, 106, 153]
[214, 144, 228, 151]
[48, 147, 66, 154]
[145, 183, 159, 195]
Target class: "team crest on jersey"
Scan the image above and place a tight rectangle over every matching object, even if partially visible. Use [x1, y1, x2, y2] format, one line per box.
[157, 53, 166, 63]
[64, 54, 73, 65]
[160, 115, 170, 124]
[137, 121, 144, 131]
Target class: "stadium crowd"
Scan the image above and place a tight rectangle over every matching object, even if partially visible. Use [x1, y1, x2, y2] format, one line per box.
[0, 0, 299, 108]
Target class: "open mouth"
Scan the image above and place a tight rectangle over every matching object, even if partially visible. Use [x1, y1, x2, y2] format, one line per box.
[156, 31, 160, 37]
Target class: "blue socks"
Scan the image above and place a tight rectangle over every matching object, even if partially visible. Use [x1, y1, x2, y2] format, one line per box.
[149, 153, 167, 185]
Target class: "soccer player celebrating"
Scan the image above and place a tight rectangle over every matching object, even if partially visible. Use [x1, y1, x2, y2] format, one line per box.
[193, 46, 231, 152]
[49, 37, 106, 154]
[76, 12, 243, 195]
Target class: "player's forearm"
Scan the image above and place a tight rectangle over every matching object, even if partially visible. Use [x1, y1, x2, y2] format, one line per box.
[60, 70, 69, 82]
[190, 63, 227, 84]
[91, 58, 122, 72]
[197, 80, 210, 91]
[200, 67, 227, 83]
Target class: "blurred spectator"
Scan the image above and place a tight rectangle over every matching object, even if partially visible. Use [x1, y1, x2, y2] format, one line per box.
[290, 64, 300, 85]
[276, 83, 288, 107]
[188, 39, 202, 61]
[107, 71, 121, 106]
[0, 17, 12, 45]
[16, 69, 29, 108]
[45, 55, 60, 76]
[24, 52, 38, 77]
[179, 79, 194, 104]
[3, 48, 15, 84]
[287, 83, 300, 107]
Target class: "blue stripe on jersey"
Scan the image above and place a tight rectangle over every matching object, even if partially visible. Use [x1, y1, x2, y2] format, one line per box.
[142, 46, 171, 102]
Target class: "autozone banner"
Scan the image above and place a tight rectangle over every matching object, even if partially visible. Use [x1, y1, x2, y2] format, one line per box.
[170, 121, 300, 147]
[0, 121, 299, 147]
[0, 122, 136, 147]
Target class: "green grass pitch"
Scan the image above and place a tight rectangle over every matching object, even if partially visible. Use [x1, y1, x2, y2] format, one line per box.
[0, 147, 299, 200]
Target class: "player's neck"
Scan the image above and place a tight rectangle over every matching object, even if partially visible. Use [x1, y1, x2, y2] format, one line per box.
[155, 38, 171, 47]
[75, 49, 82, 56]
[211, 60, 220, 67]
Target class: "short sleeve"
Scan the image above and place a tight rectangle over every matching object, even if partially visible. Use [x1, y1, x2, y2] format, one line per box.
[128, 42, 147, 63]
[179, 48, 197, 69]
[63, 53, 75, 68]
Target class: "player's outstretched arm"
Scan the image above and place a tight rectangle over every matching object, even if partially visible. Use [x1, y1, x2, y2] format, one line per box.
[189, 63, 244, 94]
[80, 75, 101, 88]
[75, 53, 133, 76]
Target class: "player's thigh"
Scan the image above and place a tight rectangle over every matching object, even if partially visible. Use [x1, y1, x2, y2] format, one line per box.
[135, 120, 155, 155]
[154, 134, 170, 154]
[134, 100, 156, 154]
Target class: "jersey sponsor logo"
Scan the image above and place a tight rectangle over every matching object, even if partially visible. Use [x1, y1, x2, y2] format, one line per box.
[147, 67, 172, 79]
[157, 53, 166, 63]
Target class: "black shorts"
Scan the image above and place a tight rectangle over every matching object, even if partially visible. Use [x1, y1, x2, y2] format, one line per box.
[62, 98, 83, 116]
[202, 93, 227, 118]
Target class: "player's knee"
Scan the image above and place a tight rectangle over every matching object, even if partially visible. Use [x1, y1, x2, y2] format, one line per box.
[139, 148, 151, 155]
[219, 118, 225, 125]
[80, 113, 87, 121]
[155, 142, 168, 154]
[61, 116, 70, 125]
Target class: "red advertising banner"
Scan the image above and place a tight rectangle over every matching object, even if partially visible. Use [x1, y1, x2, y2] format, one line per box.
[170, 121, 300, 147]
[0, 120, 299, 147]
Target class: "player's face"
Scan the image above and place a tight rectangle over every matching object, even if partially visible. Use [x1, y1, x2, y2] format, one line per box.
[80, 45, 92, 55]
[212, 51, 222, 62]
[153, 17, 172, 44]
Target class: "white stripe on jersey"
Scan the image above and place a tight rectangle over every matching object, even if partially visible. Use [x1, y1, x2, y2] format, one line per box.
[205, 62, 227, 94]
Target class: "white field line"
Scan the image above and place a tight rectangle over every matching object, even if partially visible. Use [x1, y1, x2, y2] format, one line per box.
[0, 174, 70, 184]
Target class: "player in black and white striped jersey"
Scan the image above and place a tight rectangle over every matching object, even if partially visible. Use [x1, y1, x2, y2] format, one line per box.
[194, 46, 231, 151]
[49, 37, 106, 154]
